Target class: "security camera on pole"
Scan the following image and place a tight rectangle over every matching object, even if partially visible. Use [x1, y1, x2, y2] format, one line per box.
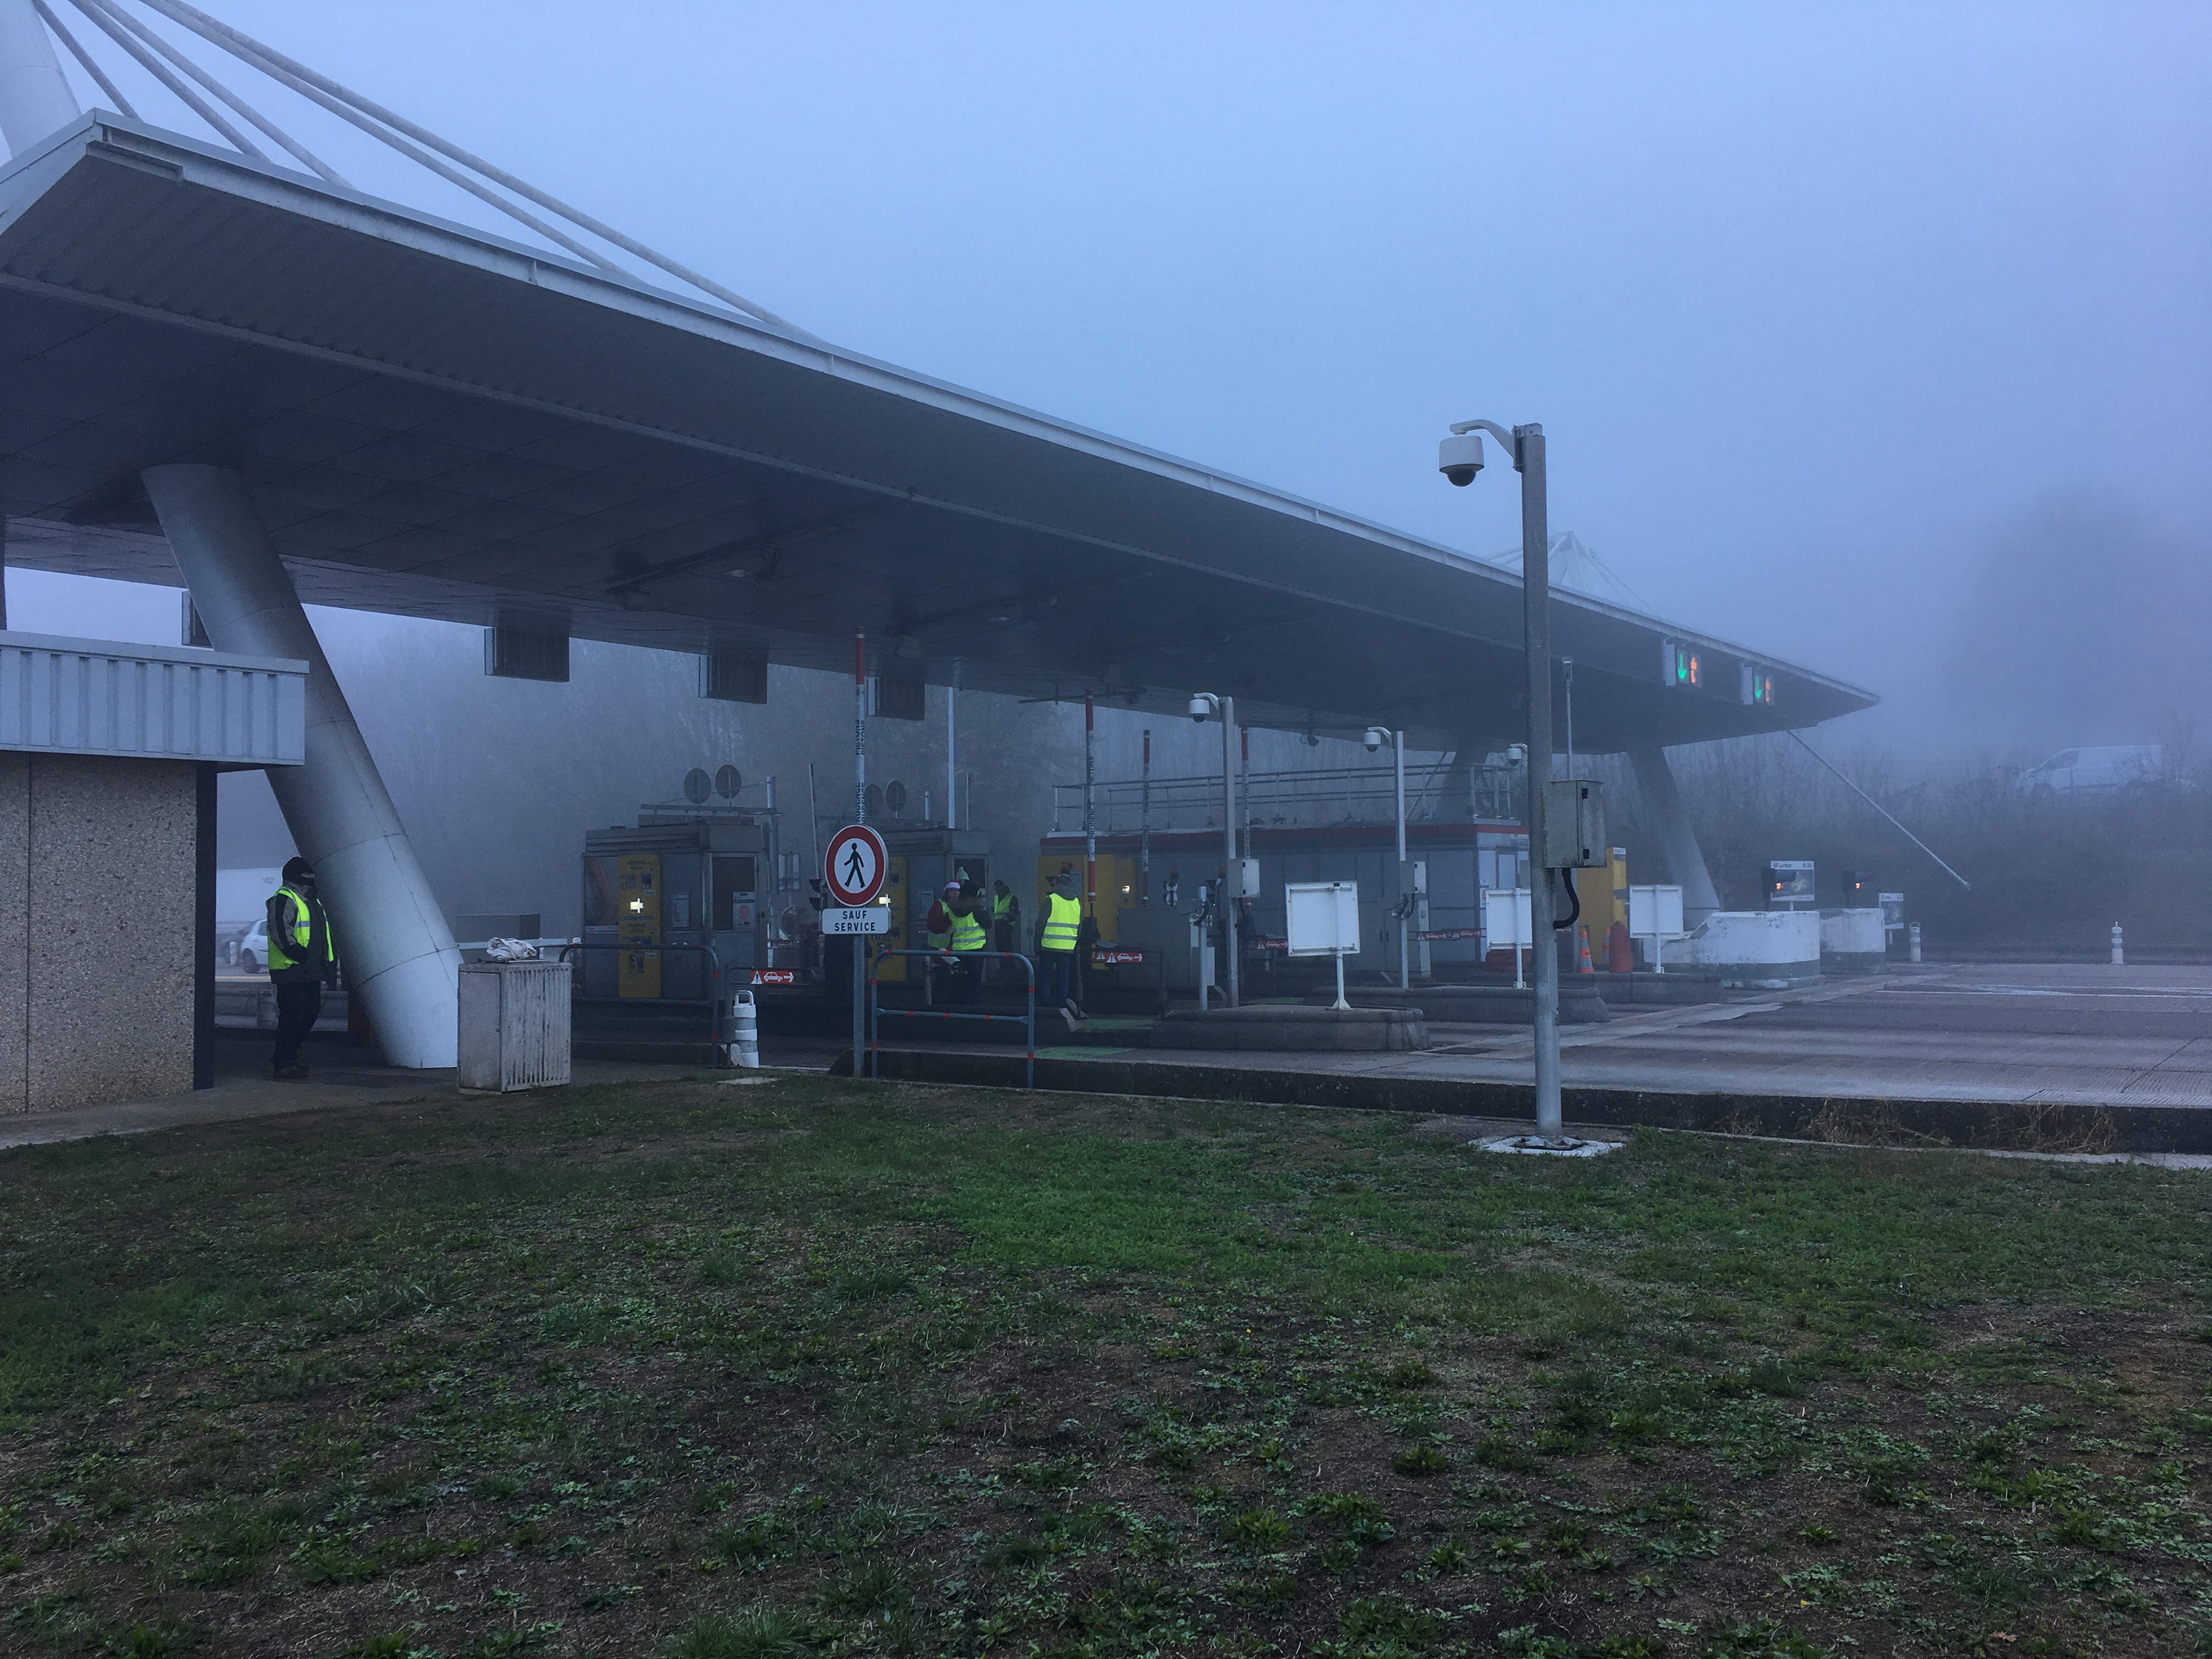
[1437, 419, 1612, 1156]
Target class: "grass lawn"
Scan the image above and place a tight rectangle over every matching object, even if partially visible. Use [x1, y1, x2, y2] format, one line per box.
[4, 1078, 2212, 1659]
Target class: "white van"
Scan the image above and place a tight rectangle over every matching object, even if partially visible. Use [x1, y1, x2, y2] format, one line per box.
[2016, 745, 2168, 795]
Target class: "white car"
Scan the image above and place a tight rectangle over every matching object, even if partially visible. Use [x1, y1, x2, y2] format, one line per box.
[2016, 744, 2169, 795]
[234, 917, 268, 974]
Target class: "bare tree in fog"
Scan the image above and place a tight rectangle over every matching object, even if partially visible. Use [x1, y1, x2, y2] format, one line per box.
[1946, 492, 2212, 752]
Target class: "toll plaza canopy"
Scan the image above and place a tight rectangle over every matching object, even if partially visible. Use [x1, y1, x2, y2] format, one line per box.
[0, 114, 1875, 752]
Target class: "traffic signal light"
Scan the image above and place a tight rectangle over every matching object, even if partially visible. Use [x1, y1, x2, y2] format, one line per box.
[1740, 665, 1775, 706]
[1662, 640, 1701, 689]
[808, 877, 829, 913]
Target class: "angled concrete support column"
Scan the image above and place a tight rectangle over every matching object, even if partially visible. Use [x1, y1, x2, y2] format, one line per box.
[1627, 738, 1722, 927]
[143, 465, 460, 1068]
[0, 0, 78, 157]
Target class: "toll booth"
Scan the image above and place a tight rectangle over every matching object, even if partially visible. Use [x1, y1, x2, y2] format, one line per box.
[878, 828, 991, 984]
[581, 818, 771, 1002]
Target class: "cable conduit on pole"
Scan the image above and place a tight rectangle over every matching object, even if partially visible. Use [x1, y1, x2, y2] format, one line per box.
[31, 0, 133, 117]
[64, 0, 262, 159]
[132, 0, 809, 335]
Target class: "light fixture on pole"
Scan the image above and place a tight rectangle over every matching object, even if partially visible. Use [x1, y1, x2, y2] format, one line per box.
[1437, 420, 1609, 1155]
[1187, 691, 1240, 1009]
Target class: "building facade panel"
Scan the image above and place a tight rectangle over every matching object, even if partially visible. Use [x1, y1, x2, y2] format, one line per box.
[23, 755, 199, 1111]
[0, 754, 28, 1111]
[0, 632, 306, 765]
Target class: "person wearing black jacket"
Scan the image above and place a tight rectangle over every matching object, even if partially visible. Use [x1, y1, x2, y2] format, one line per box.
[265, 855, 335, 1079]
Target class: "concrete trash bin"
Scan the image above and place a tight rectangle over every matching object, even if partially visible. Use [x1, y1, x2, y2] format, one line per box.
[458, 960, 572, 1091]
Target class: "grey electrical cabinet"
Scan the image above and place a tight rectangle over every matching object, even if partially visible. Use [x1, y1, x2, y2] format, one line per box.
[1541, 780, 1608, 869]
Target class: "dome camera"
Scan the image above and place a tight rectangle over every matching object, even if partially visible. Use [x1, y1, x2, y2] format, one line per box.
[1438, 432, 1483, 487]
[1363, 726, 1388, 752]
[1188, 693, 1212, 723]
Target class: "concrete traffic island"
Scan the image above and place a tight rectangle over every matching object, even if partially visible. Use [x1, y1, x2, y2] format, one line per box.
[1301, 984, 1611, 1024]
[1148, 1005, 1430, 1052]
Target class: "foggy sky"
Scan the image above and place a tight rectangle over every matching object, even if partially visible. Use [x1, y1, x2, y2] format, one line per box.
[14, 0, 2211, 762]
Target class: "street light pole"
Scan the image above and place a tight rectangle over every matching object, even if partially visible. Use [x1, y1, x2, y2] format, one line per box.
[1189, 691, 1242, 1009]
[1222, 695, 1240, 1009]
[1395, 730, 1408, 989]
[1515, 427, 1562, 1142]
[1443, 419, 1565, 1144]
[1367, 723, 1415, 990]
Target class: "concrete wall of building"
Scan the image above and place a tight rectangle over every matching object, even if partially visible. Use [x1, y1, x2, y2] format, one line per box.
[0, 752, 198, 1111]
[0, 753, 26, 1109]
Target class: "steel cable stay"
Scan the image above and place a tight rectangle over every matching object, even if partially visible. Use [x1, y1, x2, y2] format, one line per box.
[31, 0, 135, 119]
[70, 0, 338, 181]
[32, 0, 808, 335]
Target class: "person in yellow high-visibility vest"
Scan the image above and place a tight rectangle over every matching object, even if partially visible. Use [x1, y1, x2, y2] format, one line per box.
[947, 882, 989, 1003]
[990, 879, 1020, 955]
[265, 856, 335, 1079]
[1036, 870, 1083, 1018]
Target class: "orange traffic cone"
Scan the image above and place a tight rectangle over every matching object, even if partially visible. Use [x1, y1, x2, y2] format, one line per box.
[1577, 927, 1595, 974]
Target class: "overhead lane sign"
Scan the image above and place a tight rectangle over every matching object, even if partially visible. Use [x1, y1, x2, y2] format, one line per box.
[825, 823, 888, 907]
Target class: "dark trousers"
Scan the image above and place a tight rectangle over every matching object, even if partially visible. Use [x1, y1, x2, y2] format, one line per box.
[1041, 950, 1074, 1008]
[273, 980, 323, 1070]
[952, 952, 984, 1003]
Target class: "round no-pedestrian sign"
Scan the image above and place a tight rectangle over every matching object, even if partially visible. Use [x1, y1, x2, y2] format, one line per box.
[824, 823, 888, 907]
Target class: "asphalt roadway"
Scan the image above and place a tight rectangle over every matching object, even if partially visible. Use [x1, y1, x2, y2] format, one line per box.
[847, 961, 2212, 1153]
[11, 963, 2210, 1154]
[1419, 962, 2212, 1108]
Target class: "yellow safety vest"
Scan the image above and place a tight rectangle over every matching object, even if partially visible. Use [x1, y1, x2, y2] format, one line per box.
[992, 893, 1012, 923]
[1041, 892, 1081, 953]
[949, 906, 987, 951]
[266, 885, 328, 972]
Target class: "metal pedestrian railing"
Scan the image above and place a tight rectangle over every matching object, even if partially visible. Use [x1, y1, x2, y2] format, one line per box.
[868, 950, 1037, 1088]
[557, 941, 732, 1046]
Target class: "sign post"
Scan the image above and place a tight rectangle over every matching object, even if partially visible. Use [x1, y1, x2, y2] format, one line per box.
[827, 815, 888, 1079]
[852, 633, 869, 1076]
[1628, 884, 1685, 973]
[1483, 888, 1533, 989]
[1285, 880, 1360, 1011]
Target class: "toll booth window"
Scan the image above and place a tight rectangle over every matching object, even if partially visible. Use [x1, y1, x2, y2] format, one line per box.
[582, 857, 619, 928]
[713, 857, 758, 931]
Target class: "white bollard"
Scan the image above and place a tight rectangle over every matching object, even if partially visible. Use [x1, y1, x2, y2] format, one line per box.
[730, 990, 760, 1068]
[2111, 924, 2125, 967]
[1908, 923, 1921, 964]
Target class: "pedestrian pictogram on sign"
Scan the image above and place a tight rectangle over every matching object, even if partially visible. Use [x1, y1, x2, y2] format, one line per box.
[824, 823, 888, 907]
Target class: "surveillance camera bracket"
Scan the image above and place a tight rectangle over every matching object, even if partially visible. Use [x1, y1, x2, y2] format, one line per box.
[1446, 418, 1539, 471]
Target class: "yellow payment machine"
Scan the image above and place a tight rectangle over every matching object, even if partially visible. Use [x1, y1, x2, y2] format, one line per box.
[616, 852, 661, 997]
